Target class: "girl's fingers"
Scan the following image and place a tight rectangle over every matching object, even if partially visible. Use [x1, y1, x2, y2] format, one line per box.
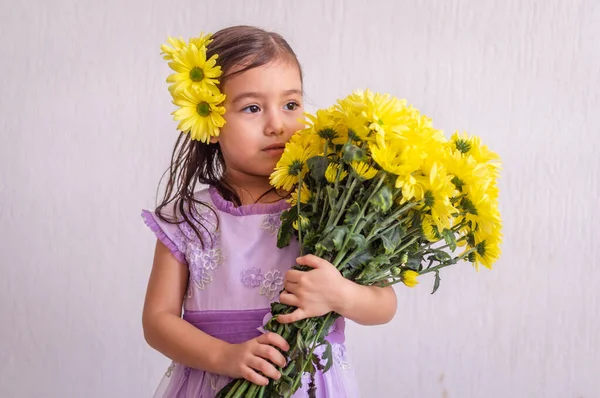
[279, 291, 300, 307]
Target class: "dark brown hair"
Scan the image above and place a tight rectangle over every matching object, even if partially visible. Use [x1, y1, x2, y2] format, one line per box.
[155, 25, 303, 248]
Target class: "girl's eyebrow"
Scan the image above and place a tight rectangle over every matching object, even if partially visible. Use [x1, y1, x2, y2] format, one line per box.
[231, 89, 303, 105]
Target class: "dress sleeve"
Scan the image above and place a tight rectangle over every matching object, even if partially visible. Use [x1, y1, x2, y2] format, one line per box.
[141, 209, 187, 265]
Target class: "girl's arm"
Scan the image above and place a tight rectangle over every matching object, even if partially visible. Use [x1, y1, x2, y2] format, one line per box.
[278, 255, 398, 326]
[142, 240, 289, 385]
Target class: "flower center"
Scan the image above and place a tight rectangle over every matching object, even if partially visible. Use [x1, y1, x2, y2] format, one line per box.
[455, 139, 471, 154]
[189, 67, 205, 82]
[287, 160, 304, 176]
[196, 102, 210, 116]
[424, 190, 435, 207]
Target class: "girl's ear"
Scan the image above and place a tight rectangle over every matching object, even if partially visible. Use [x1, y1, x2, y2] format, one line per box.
[210, 136, 219, 144]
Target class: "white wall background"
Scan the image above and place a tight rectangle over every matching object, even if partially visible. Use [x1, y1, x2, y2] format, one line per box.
[1, 0, 599, 397]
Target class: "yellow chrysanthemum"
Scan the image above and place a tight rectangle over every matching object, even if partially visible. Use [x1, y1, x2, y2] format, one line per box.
[350, 161, 378, 180]
[172, 88, 226, 143]
[161, 33, 213, 61]
[270, 142, 319, 191]
[325, 163, 348, 183]
[468, 228, 502, 270]
[413, 163, 459, 230]
[370, 139, 405, 175]
[287, 183, 312, 206]
[292, 215, 310, 230]
[331, 100, 370, 142]
[305, 108, 348, 146]
[461, 183, 502, 236]
[400, 269, 419, 287]
[421, 215, 441, 242]
[167, 43, 222, 96]
[450, 131, 500, 164]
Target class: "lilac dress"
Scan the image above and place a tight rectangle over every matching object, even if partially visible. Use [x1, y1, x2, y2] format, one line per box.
[142, 186, 359, 397]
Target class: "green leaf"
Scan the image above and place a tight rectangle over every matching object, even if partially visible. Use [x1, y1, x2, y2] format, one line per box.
[406, 253, 422, 271]
[432, 249, 451, 261]
[321, 341, 334, 372]
[431, 271, 441, 294]
[296, 330, 306, 352]
[316, 226, 348, 252]
[347, 233, 366, 250]
[307, 156, 329, 181]
[277, 210, 297, 248]
[344, 203, 361, 225]
[345, 250, 374, 271]
[369, 184, 393, 213]
[441, 228, 457, 251]
[330, 226, 348, 251]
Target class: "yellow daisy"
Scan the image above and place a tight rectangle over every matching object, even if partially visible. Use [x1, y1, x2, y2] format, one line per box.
[325, 163, 348, 183]
[450, 131, 500, 164]
[270, 142, 319, 191]
[287, 183, 313, 206]
[160, 32, 213, 61]
[421, 214, 441, 242]
[400, 269, 419, 287]
[331, 101, 370, 142]
[167, 43, 222, 96]
[469, 228, 502, 270]
[370, 138, 404, 175]
[350, 161, 378, 180]
[414, 163, 459, 230]
[305, 108, 348, 146]
[172, 88, 226, 143]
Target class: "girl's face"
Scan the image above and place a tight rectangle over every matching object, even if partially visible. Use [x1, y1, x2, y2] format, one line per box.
[214, 59, 304, 188]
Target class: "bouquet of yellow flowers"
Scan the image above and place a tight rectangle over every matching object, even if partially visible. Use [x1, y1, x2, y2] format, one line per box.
[217, 89, 502, 398]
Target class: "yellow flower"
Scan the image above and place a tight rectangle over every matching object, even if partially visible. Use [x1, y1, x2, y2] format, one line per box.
[161, 33, 213, 61]
[450, 131, 500, 164]
[329, 103, 369, 142]
[350, 161, 378, 180]
[287, 183, 312, 206]
[167, 43, 222, 96]
[414, 163, 459, 230]
[468, 228, 502, 270]
[292, 215, 310, 230]
[325, 163, 348, 183]
[370, 139, 404, 175]
[305, 108, 348, 146]
[400, 269, 419, 287]
[172, 88, 226, 143]
[421, 215, 441, 242]
[270, 142, 319, 191]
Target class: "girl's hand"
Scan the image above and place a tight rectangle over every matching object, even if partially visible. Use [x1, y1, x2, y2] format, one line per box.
[220, 332, 290, 386]
[277, 255, 349, 324]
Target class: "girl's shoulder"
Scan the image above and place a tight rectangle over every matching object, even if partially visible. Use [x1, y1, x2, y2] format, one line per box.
[141, 186, 217, 265]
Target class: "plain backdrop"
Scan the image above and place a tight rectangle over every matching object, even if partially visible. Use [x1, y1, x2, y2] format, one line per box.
[1, 0, 599, 397]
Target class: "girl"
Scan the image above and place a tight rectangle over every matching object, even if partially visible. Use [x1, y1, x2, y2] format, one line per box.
[141, 25, 397, 397]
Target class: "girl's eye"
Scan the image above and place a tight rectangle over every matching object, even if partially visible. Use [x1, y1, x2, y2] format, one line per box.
[285, 102, 300, 111]
[242, 105, 261, 113]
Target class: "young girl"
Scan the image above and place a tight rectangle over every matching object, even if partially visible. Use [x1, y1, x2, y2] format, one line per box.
[141, 25, 397, 397]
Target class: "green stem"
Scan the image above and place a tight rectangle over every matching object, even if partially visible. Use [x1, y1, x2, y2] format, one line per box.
[332, 175, 385, 268]
[333, 179, 358, 226]
[286, 313, 333, 397]
[224, 380, 242, 398]
[231, 380, 249, 398]
[365, 202, 420, 243]
[419, 248, 477, 275]
[297, 177, 303, 254]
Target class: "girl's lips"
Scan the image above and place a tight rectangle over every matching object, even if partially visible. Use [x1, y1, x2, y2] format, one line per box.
[262, 147, 285, 156]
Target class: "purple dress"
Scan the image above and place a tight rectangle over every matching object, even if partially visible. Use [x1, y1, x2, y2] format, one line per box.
[142, 186, 359, 397]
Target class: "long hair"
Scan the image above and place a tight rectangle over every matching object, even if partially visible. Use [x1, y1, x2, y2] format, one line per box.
[156, 26, 303, 249]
